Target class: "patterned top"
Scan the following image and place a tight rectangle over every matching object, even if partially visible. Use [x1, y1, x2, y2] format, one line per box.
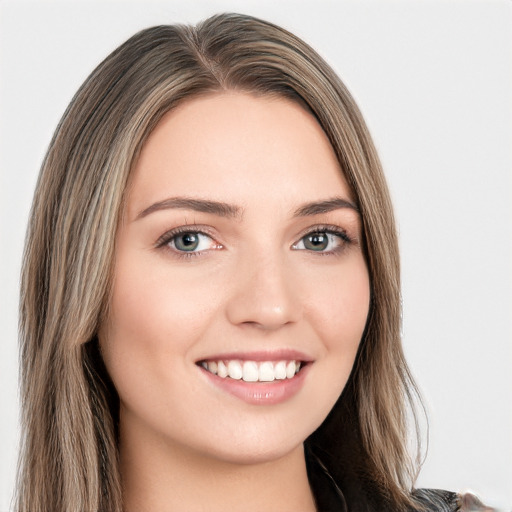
[413, 489, 494, 512]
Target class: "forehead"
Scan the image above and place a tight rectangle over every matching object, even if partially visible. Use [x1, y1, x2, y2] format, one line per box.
[127, 92, 353, 219]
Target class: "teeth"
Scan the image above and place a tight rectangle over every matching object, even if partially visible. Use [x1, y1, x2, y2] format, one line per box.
[286, 361, 296, 379]
[217, 360, 228, 378]
[242, 361, 259, 382]
[258, 362, 275, 382]
[201, 359, 302, 382]
[227, 360, 243, 380]
[274, 361, 287, 380]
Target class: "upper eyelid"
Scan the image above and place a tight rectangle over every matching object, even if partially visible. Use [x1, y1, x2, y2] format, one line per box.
[294, 224, 351, 241]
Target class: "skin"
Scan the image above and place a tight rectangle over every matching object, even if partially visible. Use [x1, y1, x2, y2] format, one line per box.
[100, 92, 370, 512]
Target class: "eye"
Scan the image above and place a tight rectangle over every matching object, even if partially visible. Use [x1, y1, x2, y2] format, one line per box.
[292, 228, 350, 254]
[156, 228, 222, 256]
[171, 232, 210, 252]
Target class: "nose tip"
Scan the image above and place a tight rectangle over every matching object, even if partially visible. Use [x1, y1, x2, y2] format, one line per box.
[225, 258, 302, 330]
[238, 304, 294, 330]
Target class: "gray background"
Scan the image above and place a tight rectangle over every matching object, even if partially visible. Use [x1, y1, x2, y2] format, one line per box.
[1, 1, 511, 510]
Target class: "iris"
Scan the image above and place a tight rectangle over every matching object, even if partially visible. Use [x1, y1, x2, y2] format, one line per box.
[174, 233, 200, 251]
[303, 233, 329, 251]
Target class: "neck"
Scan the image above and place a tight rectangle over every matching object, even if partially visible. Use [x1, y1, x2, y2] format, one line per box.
[120, 415, 317, 512]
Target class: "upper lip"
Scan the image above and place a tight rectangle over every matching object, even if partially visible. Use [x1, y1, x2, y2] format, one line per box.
[196, 349, 314, 363]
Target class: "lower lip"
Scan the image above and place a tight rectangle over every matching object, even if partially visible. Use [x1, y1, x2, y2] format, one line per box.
[200, 364, 310, 405]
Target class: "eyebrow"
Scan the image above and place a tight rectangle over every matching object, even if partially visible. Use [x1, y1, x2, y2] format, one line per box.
[136, 197, 242, 220]
[135, 195, 359, 221]
[293, 197, 359, 217]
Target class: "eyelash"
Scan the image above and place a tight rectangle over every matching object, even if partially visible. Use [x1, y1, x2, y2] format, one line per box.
[293, 225, 353, 256]
[155, 224, 353, 259]
[155, 226, 220, 259]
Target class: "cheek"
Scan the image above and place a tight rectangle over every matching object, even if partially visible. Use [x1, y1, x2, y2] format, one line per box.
[99, 255, 204, 400]
[306, 258, 370, 352]
[98, 252, 228, 439]
[291, 257, 370, 433]
[301, 256, 370, 404]
[99, 243, 242, 418]
[104, 252, 221, 353]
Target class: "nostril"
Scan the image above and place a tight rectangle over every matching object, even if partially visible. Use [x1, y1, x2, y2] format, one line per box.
[227, 301, 301, 330]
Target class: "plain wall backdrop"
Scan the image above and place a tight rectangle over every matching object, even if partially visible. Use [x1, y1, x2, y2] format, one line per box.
[1, 1, 511, 510]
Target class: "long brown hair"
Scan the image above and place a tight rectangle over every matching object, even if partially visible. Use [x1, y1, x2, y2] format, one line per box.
[17, 13, 421, 511]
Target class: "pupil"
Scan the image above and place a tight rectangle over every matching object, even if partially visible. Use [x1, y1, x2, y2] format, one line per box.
[176, 233, 199, 251]
[306, 233, 328, 251]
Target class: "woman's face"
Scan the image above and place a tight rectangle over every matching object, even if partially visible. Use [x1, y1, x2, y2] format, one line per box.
[100, 92, 370, 464]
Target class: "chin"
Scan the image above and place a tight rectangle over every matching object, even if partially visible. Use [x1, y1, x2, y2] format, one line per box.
[190, 417, 317, 466]
[204, 439, 305, 467]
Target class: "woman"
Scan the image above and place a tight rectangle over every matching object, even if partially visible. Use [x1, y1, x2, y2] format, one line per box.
[16, 12, 492, 512]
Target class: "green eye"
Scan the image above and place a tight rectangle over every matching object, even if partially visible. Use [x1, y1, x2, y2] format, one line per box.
[293, 229, 349, 253]
[303, 233, 329, 251]
[174, 232, 201, 251]
[156, 227, 223, 258]
[167, 231, 217, 253]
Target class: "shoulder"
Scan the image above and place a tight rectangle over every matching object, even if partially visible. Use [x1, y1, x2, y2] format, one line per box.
[411, 489, 460, 511]
[412, 489, 496, 512]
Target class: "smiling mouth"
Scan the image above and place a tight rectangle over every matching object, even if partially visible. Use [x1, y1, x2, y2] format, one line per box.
[197, 359, 304, 382]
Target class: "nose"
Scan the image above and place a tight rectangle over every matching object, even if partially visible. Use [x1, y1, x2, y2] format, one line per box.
[225, 252, 302, 330]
